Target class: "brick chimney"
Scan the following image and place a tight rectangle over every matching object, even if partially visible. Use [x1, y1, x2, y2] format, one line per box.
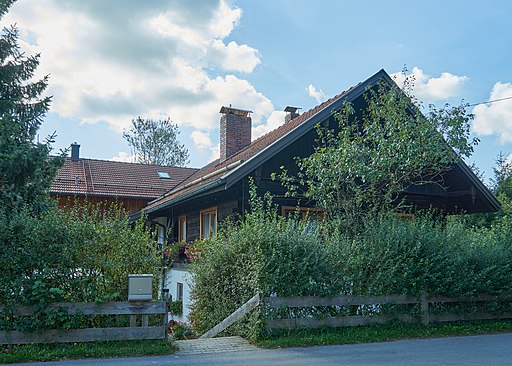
[219, 106, 252, 161]
[284, 106, 300, 123]
[70, 142, 80, 162]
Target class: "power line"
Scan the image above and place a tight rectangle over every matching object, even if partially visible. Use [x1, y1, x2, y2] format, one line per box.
[467, 95, 512, 107]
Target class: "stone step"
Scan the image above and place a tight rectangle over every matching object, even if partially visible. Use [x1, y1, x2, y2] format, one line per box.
[175, 336, 258, 355]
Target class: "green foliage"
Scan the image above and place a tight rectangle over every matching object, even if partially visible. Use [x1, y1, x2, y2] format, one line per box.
[492, 152, 512, 197]
[0, 339, 176, 364]
[331, 214, 512, 297]
[0, 9, 64, 212]
[190, 186, 512, 339]
[0, 1, 16, 18]
[280, 73, 477, 225]
[454, 152, 512, 229]
[0, 202, 162, 331]
[169, 300, 183, 316]
[168, 320, 194, 340]
[258, 320, 512, 348]
[190, 186, 348, 339]
[123, 117, 189, 166]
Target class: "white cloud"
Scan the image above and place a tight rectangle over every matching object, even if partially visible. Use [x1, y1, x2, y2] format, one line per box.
[209, 143, 220, 162]
[3, 0, 268, 134]
[111, 151, 134, 163]
[307, 84, 326, 104]
[210, 40, 260, 73]
[391, 67, 468, 103]
[190, 130, 213, 150]
[252, 111, 287, 139]
[472, 82, 512, 142]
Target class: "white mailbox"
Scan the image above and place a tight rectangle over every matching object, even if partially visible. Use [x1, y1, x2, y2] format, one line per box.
[128, 274, 153, 301]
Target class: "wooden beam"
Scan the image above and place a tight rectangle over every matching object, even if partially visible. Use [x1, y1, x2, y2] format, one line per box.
[263, 295, 418, 308]
[200, 294, 260, 339]
[266, 314, 415, 329]
[430, 312, 512, 323]
[0, 301, 166, 316]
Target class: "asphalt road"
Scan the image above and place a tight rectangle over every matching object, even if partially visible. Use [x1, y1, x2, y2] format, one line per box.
[7, 333, 512, 366]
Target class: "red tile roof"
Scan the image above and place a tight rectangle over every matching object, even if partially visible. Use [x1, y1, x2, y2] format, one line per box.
[51, 158, 198, 199]
[145, 82, 361, 211]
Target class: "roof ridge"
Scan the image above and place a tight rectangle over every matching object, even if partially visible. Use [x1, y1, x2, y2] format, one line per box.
[219, 83, 360, 163]
[61, 156, 199, 170]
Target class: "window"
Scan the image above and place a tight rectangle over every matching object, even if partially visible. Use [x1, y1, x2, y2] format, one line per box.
[176, 282, 184, 315]
[178, 215, 186, 242]
[200, 207, 217, 239]
[282, 206, 324, 233]
[177, 282, 183, 302]
[157, 225, 166, 246]
[157, 171, 171, 179]
[281, 206, 324, 220]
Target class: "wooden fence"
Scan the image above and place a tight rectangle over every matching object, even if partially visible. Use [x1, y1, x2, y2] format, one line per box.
[0, 301, 168, 345]
[263, 293, 512, 329]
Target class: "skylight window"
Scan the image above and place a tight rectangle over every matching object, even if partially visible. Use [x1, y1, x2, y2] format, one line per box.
[157, 171, 171, 179]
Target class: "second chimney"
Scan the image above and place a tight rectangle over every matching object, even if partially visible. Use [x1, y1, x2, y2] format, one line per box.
[284, 106, 300, 123]
[71, 142, 80, 162]
[219, 106, 252, 161]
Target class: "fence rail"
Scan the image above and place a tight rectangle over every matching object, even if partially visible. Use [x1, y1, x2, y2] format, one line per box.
[0, 301, 168, 345]
[263, 293, 512, 330]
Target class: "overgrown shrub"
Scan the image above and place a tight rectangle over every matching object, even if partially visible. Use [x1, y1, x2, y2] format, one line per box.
[0, 202, 161, 331]
[190, 192, 512, 339]
[331, 214, 512, 297]
[189, 192, 346, 339]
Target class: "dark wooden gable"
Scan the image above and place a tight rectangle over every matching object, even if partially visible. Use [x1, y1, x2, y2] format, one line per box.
[142, 69, 500, 237]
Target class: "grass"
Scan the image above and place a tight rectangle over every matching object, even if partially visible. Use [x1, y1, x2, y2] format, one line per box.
[256, 319, 512, 348]
[0, 339, 177, 364]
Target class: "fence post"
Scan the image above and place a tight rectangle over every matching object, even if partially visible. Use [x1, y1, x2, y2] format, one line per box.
[163, 295, 170, 336]
[130, 315, 137, 327]
[421, 290, 429, 325]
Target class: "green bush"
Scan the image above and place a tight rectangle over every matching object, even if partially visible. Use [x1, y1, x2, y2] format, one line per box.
[190, 191, 512, 339]
[0, 202, 162, 331]
[332, 214, 512, 297]
[189, 192, 346, 339]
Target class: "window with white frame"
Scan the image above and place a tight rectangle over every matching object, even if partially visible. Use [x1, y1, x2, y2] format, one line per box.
[200, 207, 217, 239]
[178, 215, 186, 242]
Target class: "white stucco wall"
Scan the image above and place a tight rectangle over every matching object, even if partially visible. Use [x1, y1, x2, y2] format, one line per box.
[163, 266, 193, 323]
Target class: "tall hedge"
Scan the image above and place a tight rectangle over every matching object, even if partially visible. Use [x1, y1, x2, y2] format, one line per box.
[190, 195, 512, 339]
[0, 202, 161, 331]
[189, 193, 346, 338]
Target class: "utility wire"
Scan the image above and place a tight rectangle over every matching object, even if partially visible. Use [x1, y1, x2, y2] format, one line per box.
[467, 95, 512, 107]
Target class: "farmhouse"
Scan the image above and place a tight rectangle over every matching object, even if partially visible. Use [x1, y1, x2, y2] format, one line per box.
[135, 69, 500, 320]
[51, 69, 500, 321]
[50, 144, 198, 215]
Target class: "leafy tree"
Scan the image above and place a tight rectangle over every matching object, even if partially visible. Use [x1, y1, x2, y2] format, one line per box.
[0, 0, 63, 212]
[123, 117, 189, 166]
[280, 74, 478, 225]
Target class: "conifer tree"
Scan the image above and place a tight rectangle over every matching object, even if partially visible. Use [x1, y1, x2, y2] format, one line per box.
[0, 0, 63, 211]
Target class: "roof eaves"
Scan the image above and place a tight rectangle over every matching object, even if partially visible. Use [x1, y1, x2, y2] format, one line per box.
[456, 160, 501, 211]
[146, 159, 242, 207]
[144, 179, 225, 215]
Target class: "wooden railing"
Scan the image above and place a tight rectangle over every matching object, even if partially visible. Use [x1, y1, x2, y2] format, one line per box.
[264, 293, 512, 329]
[200, 293, 260, 339]
[0, 301, 168, 345]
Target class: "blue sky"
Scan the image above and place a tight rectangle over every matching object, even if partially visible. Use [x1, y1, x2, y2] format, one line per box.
[4, 0, 512, 184]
